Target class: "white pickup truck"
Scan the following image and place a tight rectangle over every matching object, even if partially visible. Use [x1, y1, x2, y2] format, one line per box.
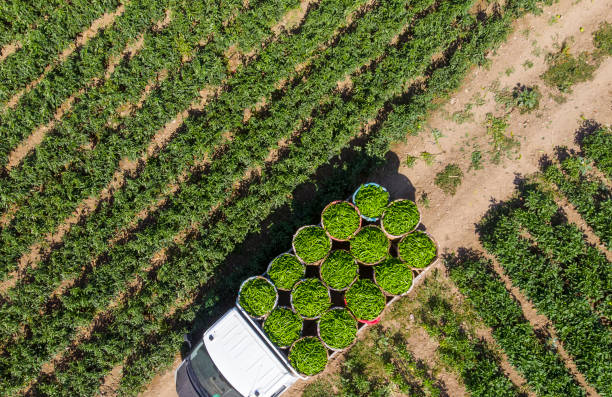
[174, 305, 300, 397]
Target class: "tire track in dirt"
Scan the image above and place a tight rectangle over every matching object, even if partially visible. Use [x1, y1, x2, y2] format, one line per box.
[2, 3, 127, 111]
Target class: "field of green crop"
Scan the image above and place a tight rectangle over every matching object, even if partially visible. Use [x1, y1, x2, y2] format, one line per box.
[6, 0, 607, 395]
[304, 128, 612, 397]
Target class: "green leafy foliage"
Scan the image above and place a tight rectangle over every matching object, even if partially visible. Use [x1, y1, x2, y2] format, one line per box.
[374, 258, 413, 296]
[318, 308, 357, 350]
[417, 293, 520, 397]
[320, 250, 358, 290]
[434, 164, 463, 195]
[514, 85, 541, 113]
[381, 199, 420, 236]
[0, 0, 123, 104]
[543, 155, 612, 248]
[581, 126, 612, 179]
[446, 250, 586, 397]
[291, 278, 331, 318]
[485, 114, 520, 164]
[479, 182, 612, 395]
[263, 307, 303, 347]
[398, 232, 437, 268]
[321, 201, 361, 240]
[267, 254, 305, 290]
[350, 226, 389, 264]
[293, 226, 332, 264]
[512, 185, 612, 320]
[0, 0, 548, 392]
[0, 0, 301, 278]
[593, 21, 612, 56]
[354, 184, 390, 219]
[345, 279, 385, 321]
[238, 277, 278, 318]
[541, 45, 597, 93]
[289, 337, 328, 376]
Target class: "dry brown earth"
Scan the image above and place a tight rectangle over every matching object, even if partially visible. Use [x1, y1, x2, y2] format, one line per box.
[141, 0, 612, 395]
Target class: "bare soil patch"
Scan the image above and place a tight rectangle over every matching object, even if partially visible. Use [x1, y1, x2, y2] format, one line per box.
[0, 42, 22, 63]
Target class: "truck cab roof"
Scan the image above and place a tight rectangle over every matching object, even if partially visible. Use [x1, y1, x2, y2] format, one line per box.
[203, 307, 298, 397]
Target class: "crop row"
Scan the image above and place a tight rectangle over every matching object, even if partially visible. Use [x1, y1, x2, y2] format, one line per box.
[107, 4, 550, 390]
[2, 2, 384, 346]
[543, 155, 612, 248]
[512, 184, 611, 321]
[580, 125, 612, 180]
[0, 0, 300, 278]
[0, 0, 67, 47]
[446, 250, 585, 397]
[479, 184, 612, 397]
[0, 0, 440, 391]
[372, 326, 442, 397]
[0, 0, 432, 347]
[0, 0, 122, 104]
[417, 290, 519, 396]
[26, 3, 531, 393]
[0, 0, 174, 168]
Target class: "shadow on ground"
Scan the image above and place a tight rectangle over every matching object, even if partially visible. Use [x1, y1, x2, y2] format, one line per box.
[181, 147, 414, 357]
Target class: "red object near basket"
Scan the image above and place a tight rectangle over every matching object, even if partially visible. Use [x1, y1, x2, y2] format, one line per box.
[344, 297, 381, 324]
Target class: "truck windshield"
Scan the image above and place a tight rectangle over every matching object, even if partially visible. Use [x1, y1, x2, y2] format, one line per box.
[189, 342, 241, 397]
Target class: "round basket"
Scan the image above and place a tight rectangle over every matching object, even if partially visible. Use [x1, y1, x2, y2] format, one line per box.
[373, 261, 415, 297]
[290, 278, 332, 320]
[320, 200, 362, 242]
[316, 307, 358, 352]
[292, 225, 332, 266]
[344, 279, 386, 324]
[351, 182, 389, 222]
[397, 231, 439, 270]
[319, 250, 358, 292]
[288, 336, 329, 377]
[380, 199, 421, 240]
[236, 275, 278, 320]
[350, 225, 391, 266]
[265, 251, 305, 291]
[263, 306, 304, 349]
